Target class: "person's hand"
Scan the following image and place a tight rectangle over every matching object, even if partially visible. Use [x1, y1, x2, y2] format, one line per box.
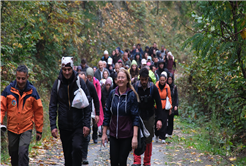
[95, 115, 99, 124]
[51, 128, 58, 138]
[156, 120, 162, 130]
[174, 106, 178, 111]
[132, 136, 138, 149]
[83, 126, 90, 137]
[169, 109, 172, 115]
[36, 133, 42, 141]
[101, 134, 108, 147]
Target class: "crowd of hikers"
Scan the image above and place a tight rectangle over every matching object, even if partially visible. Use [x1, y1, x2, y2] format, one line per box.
[0, 42, 179, 166]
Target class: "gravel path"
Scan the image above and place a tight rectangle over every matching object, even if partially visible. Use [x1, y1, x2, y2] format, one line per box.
[25, 118, 229, 166]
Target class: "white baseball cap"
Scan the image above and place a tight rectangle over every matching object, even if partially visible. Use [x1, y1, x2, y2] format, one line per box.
[108, 58, 113, 65]
[141, 59, 147, 65]
[104, 50, 109, 55]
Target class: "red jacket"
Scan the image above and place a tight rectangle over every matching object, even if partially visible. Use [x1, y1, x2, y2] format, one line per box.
[1, 80, 43, 134]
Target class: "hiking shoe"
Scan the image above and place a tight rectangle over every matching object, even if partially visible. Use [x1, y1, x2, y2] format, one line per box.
[161, 139, 166, 144]
[155, 136, 159, 143]
[82, 158, 89, 165]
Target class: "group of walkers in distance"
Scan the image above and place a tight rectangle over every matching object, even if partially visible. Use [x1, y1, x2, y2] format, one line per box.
[1, 42, 179, 166]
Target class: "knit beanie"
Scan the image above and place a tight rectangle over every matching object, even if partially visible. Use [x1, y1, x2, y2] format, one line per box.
[161, 71, 167, 78]
[105, 78, 112, 85]
[86, 67, 94, 76]
[131, 60, 138, 66]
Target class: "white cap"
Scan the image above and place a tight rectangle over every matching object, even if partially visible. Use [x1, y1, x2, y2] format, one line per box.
[147, 56, 152, 60]
[108, 58, 113, 65]
[141, 59, 147, 65]
[61, 57, 74, 68]
[161, 71, 167, 78]
[104, 50, 109, 55]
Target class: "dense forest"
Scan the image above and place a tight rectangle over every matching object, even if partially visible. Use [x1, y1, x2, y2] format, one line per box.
[1, 1, 246, 163]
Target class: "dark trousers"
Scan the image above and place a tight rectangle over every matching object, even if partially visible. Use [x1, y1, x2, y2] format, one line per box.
[110, 136, 132, 166]
[155, 109, 169, 139]
[81, 132, 90, 159]
[8, 130, 32, 166]
[167, 114, 174, 135]
[92, 118, 98, 140]
[60, 128, 84, 166]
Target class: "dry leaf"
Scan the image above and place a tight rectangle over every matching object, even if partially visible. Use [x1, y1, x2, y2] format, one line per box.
[229, 157, 236, 161]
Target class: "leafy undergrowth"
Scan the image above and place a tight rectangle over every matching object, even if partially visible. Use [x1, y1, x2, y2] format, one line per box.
[166, 117, 246, 166]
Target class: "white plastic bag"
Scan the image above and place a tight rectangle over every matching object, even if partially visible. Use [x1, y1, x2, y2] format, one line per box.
[165, 96, 172, 110]
[72, 88, 89, 109]
[91, 99, 96, 119]
[0, 124, 7, 132]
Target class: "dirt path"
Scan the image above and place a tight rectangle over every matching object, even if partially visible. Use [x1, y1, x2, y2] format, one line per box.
[19, 117, 229, 166]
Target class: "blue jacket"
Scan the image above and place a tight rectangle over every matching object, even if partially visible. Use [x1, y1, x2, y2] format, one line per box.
[103, 87, 139, 139]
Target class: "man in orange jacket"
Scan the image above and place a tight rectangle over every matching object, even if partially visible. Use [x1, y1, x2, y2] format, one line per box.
[0, 65, 44, 166]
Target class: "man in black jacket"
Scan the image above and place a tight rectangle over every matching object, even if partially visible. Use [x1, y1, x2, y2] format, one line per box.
[79, 72, 100, 165]
[49, 57, 91, 166]
[132, 68, 162, 166]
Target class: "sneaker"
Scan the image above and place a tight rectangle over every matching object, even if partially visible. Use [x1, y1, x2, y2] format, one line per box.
[155, 136, 159, 143]
[161, 139, 166, 144]
[93, 139, 98, 144]
[165, 134, 172, 138]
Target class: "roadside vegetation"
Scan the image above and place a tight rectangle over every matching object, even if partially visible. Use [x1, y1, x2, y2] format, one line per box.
[1, 1, 245, 164]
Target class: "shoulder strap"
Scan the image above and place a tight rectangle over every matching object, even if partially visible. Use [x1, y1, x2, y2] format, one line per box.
[149, 82, 154, 95]
[57, 76, 81, 94]
[76, 75, 81, 89]
[166, 87, 168, 96]
[57, 79, 61, 94]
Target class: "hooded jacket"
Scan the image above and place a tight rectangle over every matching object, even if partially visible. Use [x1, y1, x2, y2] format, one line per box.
[1, 80, 44, 134]
[103, 87, 139, 139]
[49, 70, 91, 131]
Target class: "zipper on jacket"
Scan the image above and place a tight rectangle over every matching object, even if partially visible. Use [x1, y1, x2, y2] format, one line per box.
[68, 85, 71, 109]
[116, 96, 120, 139]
